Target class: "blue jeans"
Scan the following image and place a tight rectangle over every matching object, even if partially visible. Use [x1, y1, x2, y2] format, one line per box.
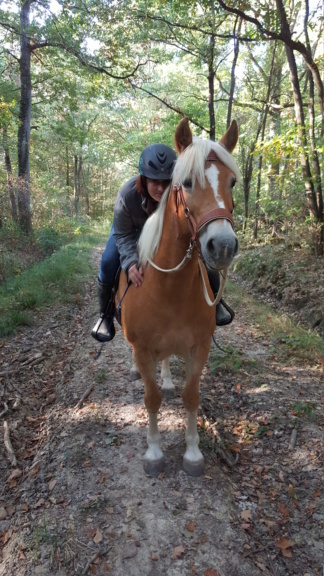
[98, 227, 121, 290]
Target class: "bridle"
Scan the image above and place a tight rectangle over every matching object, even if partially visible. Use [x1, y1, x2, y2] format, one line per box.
[147, 155, 235, 306]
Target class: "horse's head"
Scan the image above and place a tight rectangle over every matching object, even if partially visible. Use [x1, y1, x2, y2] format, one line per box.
[173, 118, 240, 271]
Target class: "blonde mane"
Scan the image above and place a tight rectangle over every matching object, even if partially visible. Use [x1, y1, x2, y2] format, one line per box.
[138, 137, 241, 267]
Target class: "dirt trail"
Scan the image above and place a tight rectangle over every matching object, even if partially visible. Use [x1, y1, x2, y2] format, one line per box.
[0, 245, 323, 576]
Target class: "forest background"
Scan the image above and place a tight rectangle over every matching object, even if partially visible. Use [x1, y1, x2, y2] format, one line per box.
[0, 0, 323, 335]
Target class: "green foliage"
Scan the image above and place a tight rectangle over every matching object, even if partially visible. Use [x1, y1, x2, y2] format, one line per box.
[0, 232, 103, 337]
[210, 346, 244, 372]
[234, 245, 285, 284]
[36, 226, 65, 256]
[292, 402, 317, 419]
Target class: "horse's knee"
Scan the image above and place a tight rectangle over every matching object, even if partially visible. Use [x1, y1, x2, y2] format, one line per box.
[144, 387, 162, 413]
[182, 387, 200, 412]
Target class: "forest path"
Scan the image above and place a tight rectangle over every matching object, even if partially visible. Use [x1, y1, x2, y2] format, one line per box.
[0, 245, 323, 576]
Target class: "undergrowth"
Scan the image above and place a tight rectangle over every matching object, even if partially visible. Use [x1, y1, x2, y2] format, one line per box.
[0, 221, 109, 337]
[210, 278, 324, 371]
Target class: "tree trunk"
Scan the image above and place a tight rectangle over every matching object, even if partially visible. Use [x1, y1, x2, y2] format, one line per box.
[254, 46, 276, 238]
[276, 0, 321, 254]
[268, 54, 283, 236]
[84, 166, 90, 216]
[74, 155, 80, 215]
[17, 0, 33, 234]
[3, 125, 18, 223]
[227, 17, 242, 129]
[208, 32, 216, 140]
[304, 0, 323, 254]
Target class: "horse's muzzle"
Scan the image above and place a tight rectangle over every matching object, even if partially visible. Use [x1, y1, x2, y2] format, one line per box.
[203, 234, 239, 270]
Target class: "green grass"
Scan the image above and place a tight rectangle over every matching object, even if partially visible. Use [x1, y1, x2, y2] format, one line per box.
[0, 227, 107, 337]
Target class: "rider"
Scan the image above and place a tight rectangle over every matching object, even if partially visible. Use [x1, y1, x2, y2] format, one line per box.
[91, 143, 234, 343]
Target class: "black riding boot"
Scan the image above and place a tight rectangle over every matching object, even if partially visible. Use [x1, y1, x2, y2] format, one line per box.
[207, 270, 235, 326]
[91, 279, 116, 342]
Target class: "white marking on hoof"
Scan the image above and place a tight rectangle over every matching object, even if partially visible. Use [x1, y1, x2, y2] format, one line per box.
[144, 454, 164, 477]
[145, 412, 164, 476]
[183, 455, 204, 476]
[183, 410, 204, 475]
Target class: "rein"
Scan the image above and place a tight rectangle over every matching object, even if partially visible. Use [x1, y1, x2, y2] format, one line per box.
[147, 178, 233, 306]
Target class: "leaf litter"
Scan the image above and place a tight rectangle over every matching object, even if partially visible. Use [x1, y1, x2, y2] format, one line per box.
[0, 246, 323, 575]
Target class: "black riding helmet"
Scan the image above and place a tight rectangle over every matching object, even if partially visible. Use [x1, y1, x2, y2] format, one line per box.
[139, 144, 177, 180]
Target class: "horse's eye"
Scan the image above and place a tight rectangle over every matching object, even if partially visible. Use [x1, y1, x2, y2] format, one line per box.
[231, 177, 237, 188]
[182, 178, 192, 189]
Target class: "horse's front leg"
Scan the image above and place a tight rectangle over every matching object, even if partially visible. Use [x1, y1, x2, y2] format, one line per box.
[160, 357, 175, 399]
[134, 350, 164, 476]
[182, 348, 210, 476]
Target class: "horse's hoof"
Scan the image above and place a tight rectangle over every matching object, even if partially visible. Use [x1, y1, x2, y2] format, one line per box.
[144, 457, 164, 477]
[161, 387, 175, 400]
[183, 456, 204, 477]
[130, 369, 141, 381]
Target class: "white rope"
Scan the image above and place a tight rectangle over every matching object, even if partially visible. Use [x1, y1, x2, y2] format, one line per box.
[147, 242, 195, 273]
[198, 261, 228, 307]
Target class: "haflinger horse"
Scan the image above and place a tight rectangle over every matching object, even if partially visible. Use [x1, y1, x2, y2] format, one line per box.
[116, 117, 240, 476]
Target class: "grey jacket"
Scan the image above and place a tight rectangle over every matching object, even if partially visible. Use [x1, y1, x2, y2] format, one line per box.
[113, 175, 156, 274]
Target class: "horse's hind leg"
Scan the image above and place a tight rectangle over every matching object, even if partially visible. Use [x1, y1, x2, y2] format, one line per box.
[134, 350, 164, 476]
[160, 357, 175, 399]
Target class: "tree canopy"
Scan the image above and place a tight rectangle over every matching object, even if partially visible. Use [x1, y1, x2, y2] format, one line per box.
[0, 0, 323, 252]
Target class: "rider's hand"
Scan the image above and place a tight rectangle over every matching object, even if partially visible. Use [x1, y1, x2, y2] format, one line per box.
[128, 264, 144, 287]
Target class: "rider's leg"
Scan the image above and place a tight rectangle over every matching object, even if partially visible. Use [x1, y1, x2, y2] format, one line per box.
[91, 228, 120, 342]
[207, 270, 235, 326]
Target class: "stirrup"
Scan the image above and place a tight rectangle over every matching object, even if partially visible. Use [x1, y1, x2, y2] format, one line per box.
[216, 299, 235, 326]
[91, 315, 115, 342]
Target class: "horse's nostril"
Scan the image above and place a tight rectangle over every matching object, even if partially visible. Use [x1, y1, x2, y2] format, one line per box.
[234, 238, 239, 255]
[206, 238, 215, 253]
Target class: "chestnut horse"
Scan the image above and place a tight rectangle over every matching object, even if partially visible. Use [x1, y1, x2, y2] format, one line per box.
[116, 117, 240, 476]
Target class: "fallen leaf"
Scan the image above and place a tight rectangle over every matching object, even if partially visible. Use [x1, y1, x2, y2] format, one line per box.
[312, 490, 321, 499]
[93, 528, 102, 544]
[8, 469, 22, 482]
[241, 509, 252, 522]
[200, 534, 208, 543]
[276, 538, 293, 550]
[186, 521, 195, 532]
[30, 463, 40, 477]
[288, 485, 297, 499]
[49, 479, 56, 491]
[204, 570, 221, 576]
[1, 528, 13, 544]
[172, 545, 185, 559]
[0, 508, 7, 520]
[241, 523, 251, 530]
[282, 548, 293, 558]
[278, 501, 290, 517]
[34, 498, 45, 509]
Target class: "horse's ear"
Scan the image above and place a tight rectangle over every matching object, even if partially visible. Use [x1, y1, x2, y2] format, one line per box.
[219, 120, 238, 153]
[174, 117, 193, 153]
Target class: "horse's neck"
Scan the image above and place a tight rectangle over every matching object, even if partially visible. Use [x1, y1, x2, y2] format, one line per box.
[155, 191, 197, 267]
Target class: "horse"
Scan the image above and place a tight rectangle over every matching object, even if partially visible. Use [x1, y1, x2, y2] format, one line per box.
[116, 117, 240, 476]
